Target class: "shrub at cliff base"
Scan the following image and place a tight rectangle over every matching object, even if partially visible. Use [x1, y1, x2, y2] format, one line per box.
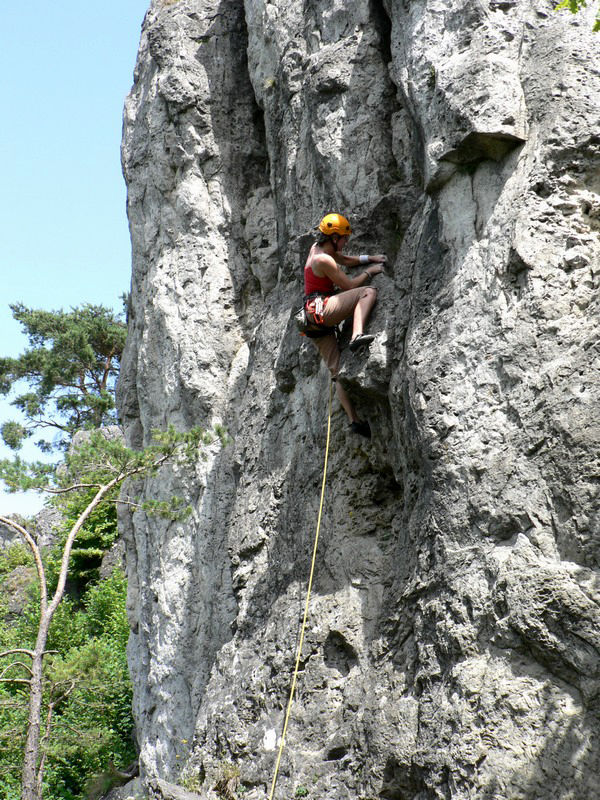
[0, 559, 135, 800]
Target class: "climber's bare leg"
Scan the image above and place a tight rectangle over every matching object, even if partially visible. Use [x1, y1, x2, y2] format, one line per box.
[335, 380, 360, 423]
[351, 287, 378, 339]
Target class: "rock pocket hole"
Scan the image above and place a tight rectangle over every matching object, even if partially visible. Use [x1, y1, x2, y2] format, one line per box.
[370, 0, 392, 65]
[323, 631, 358, 676]
[380, 756, 424, 799]
[326, 745, 348, 761]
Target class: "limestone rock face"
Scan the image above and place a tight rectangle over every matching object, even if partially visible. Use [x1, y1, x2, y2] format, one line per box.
[119, 1, 600, 798]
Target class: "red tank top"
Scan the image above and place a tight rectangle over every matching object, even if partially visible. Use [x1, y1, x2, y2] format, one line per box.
[304, 250, 334, 296]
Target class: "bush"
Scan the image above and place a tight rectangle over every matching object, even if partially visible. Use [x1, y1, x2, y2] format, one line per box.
[0, 568, 134, 800]
[0, 540, 33, 577]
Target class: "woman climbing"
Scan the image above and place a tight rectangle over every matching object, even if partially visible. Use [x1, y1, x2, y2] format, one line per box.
[303, 212, 386, 438]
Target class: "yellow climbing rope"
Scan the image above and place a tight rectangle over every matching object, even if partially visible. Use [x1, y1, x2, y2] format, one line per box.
[267, 378, 334, 800]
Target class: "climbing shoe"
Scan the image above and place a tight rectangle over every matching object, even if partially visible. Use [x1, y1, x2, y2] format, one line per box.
[350, 420, 371, 438]
[349, 334, 374, 352]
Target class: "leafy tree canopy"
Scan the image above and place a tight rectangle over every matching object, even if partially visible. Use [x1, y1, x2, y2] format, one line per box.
[0, 303, 127, 453]
[555, 0, 600, 31]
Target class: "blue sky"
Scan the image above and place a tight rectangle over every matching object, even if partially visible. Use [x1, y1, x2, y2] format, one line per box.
[0, 1, 150, 515]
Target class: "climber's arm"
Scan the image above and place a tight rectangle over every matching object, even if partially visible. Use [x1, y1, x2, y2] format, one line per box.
[317, 253, 383, 290]
[333, 252, 387, 268]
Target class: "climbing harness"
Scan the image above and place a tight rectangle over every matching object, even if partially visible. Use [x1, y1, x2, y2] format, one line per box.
[294, 293, 336, 338]
[307, 294, 326, 324]
[267, 378, 333, 800]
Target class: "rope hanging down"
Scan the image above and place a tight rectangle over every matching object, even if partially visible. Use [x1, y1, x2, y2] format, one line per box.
[267, 378, 334, 800]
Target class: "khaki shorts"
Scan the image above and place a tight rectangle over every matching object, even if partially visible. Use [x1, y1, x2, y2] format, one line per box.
[311, 287, 371, 377]
[321, 287, 370, 326]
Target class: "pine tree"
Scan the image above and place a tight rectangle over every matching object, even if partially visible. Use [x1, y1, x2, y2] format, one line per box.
[0, 303, 127, 453]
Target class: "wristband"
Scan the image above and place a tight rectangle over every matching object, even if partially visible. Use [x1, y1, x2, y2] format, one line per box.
[359, 254, 369, 264]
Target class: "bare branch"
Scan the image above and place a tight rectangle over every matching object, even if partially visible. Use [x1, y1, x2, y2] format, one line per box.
[52, 679, 76, 705]
[114, 499, 141, 509]
[0, 662, 34, 679]
[0, 649, 34, 659]
[0, 678, 31, 685]
[49, 478, 121, 617]
[0, 699, 26, 710]
[56, 721, 87, 737]
[78, 372, 89, 397]
[124, 452, 171, 481]
[44, 483, 102, 495]
[27, 418, 70, 433]
[100, 349, 116, 392]
[0, 517, 47, 611]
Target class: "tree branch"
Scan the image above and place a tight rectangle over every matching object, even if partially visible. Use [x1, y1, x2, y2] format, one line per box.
[0, 649, 34, 659]
[0, 661, 34, 679]
[0, 517, 47, 611]
[27, 417, 70, 433]
[0, 762, 24, 772]
[44, 483, 102, 495]
[100, 350, 116, 392]
[0, 699, 27, 710]
[46, 452, 178, 618]
[114, 499, 141, 509]
[48, 477, 121, 617]
[78, 372, 89, 397]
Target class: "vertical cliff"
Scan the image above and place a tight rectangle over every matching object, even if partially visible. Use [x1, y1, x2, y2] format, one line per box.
[119, 0, 600, 797]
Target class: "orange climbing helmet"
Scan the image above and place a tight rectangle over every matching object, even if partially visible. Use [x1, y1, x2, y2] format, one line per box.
[318, 213, 352, 237]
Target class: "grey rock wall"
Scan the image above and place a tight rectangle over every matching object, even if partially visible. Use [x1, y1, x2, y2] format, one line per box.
[119, 1, 600, 797]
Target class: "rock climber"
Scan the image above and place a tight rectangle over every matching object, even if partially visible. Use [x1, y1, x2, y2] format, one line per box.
[303, 212, 386, 438]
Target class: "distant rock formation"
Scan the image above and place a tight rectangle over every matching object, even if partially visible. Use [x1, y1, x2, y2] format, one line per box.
[0, 507, 61, 551]
[119, 1, 600, 797]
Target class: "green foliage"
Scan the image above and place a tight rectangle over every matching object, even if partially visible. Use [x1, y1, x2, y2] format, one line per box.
[0, 424, 212, 500]
[0, 583, 87, 658]
[555, 0, 600, 31]
[0, 298, 233, 800]
[181, 771, 203, 793]
[140, 496, 192, 520]
[0, 689, 28, 800]
[0, 424, 225, 799]
[0, 569, 134, 800]
[83, 571, 129, 646]
[0, 422, 28, 451]
[213, 423, 232, 448]
[214, 761, 240, 800]
[42, 638, 134, 799]
[0, 541, 33, 578]
[0, 455, 56, 493]
[0, 303, 127, 453]
[45, 492, 120, 593]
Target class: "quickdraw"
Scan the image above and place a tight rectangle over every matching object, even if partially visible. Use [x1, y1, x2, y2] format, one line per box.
[294, 292, 336, 338]
[305, 293, 326, 325]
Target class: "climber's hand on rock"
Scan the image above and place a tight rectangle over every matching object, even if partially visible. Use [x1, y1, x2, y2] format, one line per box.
[370, 254, 387, 264]
[368, 263, 385, 276]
